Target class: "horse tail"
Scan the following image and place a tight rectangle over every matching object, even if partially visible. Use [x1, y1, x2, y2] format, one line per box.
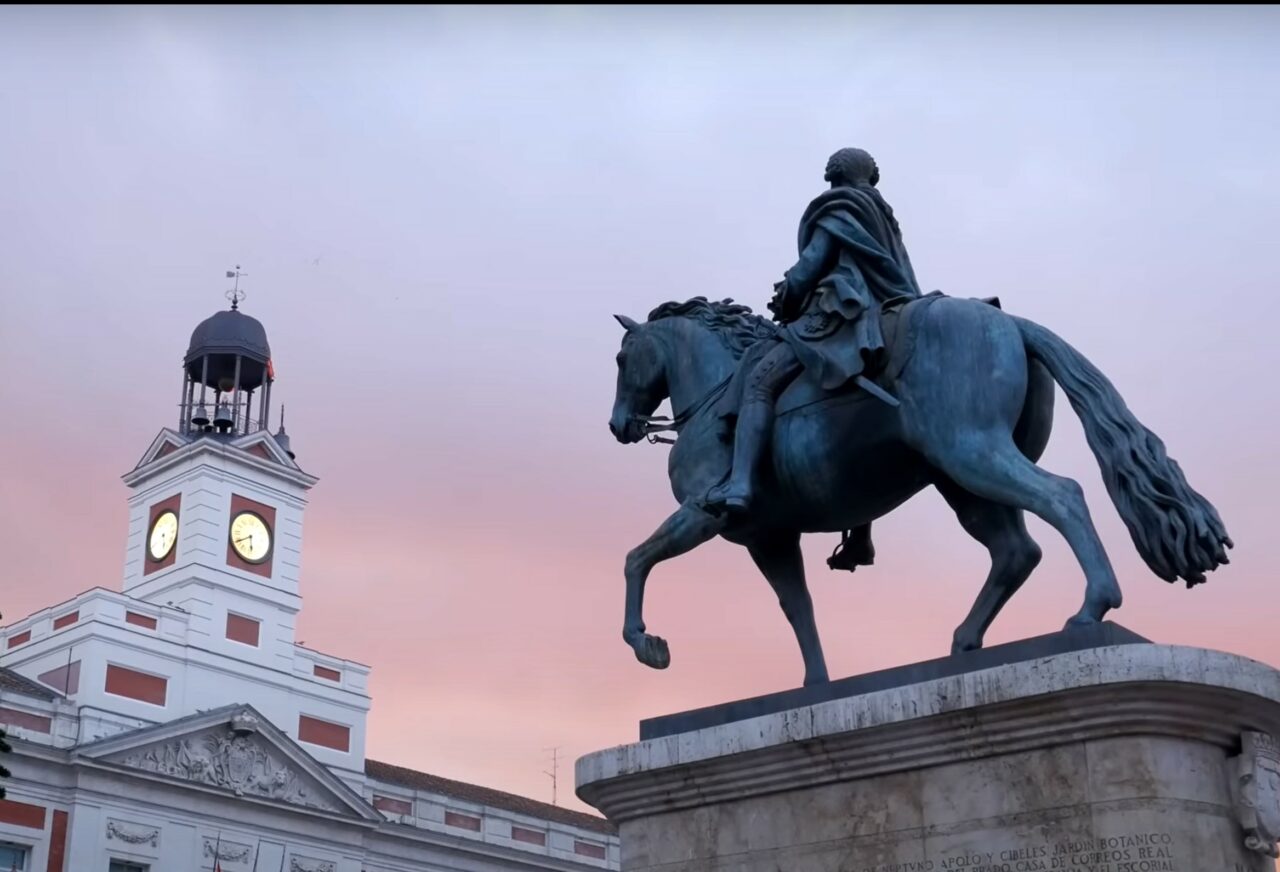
[1014, 315, 1232, 587]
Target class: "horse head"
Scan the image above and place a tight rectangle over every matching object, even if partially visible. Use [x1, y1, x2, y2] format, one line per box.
[610, 298, 777, 445]
[609, 313, 669, 444]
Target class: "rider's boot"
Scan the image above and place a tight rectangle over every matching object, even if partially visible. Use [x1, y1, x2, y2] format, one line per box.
[827, 524, 876, 572]
[703, 398, 773, 515]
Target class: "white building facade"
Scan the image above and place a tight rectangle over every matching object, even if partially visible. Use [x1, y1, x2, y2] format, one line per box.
[0, 300, 619, 872]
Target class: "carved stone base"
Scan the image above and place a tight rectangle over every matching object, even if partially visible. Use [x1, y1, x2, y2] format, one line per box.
[576, 643, 1280, 872]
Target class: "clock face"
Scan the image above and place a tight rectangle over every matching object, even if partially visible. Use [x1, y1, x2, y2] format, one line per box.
[229, 511, 272, 564]
[148, 510, 178, 562]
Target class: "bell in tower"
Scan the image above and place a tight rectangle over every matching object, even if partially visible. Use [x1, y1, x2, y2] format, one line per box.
[179, 268, 275, 438]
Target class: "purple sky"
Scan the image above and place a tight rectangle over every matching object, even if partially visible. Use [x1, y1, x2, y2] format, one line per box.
[2, 6, 1279, 814]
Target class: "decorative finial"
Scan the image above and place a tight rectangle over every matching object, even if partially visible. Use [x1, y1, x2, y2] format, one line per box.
[225, 265, 248, 311]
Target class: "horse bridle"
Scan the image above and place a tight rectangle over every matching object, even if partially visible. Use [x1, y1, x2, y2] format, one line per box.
[633, 375, 733, 445]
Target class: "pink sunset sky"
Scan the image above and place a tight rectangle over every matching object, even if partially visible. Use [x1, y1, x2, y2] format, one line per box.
[2, 6, 1279, 815]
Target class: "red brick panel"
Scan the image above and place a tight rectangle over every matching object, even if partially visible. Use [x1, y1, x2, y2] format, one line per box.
[373, 795, 413, 816]
[47, 809, 68, 872]
[444, 811, 482, 832]
[144, 493, 182, 575]
[37, 662, 80, 696]
[0, 707, 52, 734]
[225, 613, 261, 647]
[313, 664, 341, 682]
[0, 798, 45, 830]
[575, 841, 607, 860]
[297, 715, 349, 752]
[6, 631, 30, 649]
[226, 494, 277, 578]
[104, 664, 168, 706]
[512, 826, 547, 846]
[125, 611, 158, 630]
[52, 611, 78, 630]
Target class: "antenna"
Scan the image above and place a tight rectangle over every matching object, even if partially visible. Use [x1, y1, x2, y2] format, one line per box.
[542, 746, 561, 807]
[225, 265, 248, 310]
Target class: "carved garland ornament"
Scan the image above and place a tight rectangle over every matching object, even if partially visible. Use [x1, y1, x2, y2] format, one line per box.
[289, 858, 336, 872]
[204, 839, 254, 863]
[106, 820, 160, 847]
[1233, 731, 1280, 858]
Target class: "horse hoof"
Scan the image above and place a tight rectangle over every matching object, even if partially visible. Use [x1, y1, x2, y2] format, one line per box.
[1064, 613, 1099, 631]
[951, 638, 983, 655]
[633, 634, 670, 670]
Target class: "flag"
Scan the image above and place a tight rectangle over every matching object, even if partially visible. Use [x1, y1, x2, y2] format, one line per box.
[226, 271, 236, 278]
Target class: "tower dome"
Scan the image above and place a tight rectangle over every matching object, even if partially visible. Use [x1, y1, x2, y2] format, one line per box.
[179, 269, 277, 437]
[184, 308, 272, 391]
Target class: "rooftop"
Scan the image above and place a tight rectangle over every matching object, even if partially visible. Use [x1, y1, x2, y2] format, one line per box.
[0, 666, 59, 702]
[365, 758, 616, 836]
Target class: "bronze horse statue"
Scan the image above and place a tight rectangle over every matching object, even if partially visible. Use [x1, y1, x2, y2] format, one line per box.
[608, 295, 1232, 686]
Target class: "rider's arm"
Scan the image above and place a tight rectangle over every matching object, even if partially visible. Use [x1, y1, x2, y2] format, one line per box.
[784, 227, 834, 297]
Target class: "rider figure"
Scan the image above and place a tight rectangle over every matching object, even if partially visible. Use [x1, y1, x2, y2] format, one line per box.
[703, 148, 923, 563]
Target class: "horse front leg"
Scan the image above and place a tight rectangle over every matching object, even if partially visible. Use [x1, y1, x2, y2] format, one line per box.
[748, 531, 829, 686]
[623, 502, 725, 669]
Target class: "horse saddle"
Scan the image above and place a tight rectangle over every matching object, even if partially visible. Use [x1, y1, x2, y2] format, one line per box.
[771, 292, 1002, 417]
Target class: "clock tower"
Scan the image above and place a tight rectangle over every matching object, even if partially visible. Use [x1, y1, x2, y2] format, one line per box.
[122, 284, 316, 671]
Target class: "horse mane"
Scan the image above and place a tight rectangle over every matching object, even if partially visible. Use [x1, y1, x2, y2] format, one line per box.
[646, 296, 778, 357]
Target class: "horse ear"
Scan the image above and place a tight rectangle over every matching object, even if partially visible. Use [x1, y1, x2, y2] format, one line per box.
[614, 314, 640, 333]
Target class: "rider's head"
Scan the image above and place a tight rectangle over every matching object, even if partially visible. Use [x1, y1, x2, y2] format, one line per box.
[824, 148, 879, 188]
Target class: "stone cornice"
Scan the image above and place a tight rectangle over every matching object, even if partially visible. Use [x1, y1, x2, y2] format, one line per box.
[575, 644, 1280, 822]
[123, 433, 318, 491]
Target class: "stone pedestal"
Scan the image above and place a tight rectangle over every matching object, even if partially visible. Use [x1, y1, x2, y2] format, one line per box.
[576, 639, 1280, 872]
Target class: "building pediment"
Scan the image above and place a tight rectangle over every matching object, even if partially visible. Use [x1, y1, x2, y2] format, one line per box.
[123, 430, 318, 489]
[132, 428, 191, 470]
[76, 704, 378, 822]
[228, 429, 298, 469]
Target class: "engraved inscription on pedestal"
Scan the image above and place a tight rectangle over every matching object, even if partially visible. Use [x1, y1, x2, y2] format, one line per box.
[1232, 731, 1280, 859]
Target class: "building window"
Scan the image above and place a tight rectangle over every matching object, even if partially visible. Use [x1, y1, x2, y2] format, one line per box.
[225, 612, 260, 647]
[575, 840, 608, 860]
[104, 664, 168, 706]
[0, 844, 27, 870]
[511, 825, 547, 847]
[444, 810, 482, 832]
[372, 795, 412, 816]
[37, 661, 81, 696]
[125, 611, 157, 630]
[109, 861, 148, 872]
[297, 715, 350, 752]
[6, 631, 30, 649]
[52, 611, 79, 630]
[313, 664, 341, 682]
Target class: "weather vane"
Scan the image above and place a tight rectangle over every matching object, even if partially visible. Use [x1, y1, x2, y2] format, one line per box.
[226, 265, 248, 310]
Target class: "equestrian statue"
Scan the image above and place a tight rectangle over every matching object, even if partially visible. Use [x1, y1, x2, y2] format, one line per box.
[607, 147, 1232, 686]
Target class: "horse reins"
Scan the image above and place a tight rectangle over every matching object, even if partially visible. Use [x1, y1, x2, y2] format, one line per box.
[635, 375, 733, 445]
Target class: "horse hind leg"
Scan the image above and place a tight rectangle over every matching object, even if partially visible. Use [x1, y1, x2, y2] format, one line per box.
[938, 481, 1042, 652]
[927, 434, 1123, 628]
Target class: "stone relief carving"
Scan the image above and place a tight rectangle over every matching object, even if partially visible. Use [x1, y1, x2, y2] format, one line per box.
[1232, 731, 1280, 858]
[203, 838, 253, 863]
[289, 858, 336, 872]
[113, 709, 340, 812]
[106, 820, 160, 847]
